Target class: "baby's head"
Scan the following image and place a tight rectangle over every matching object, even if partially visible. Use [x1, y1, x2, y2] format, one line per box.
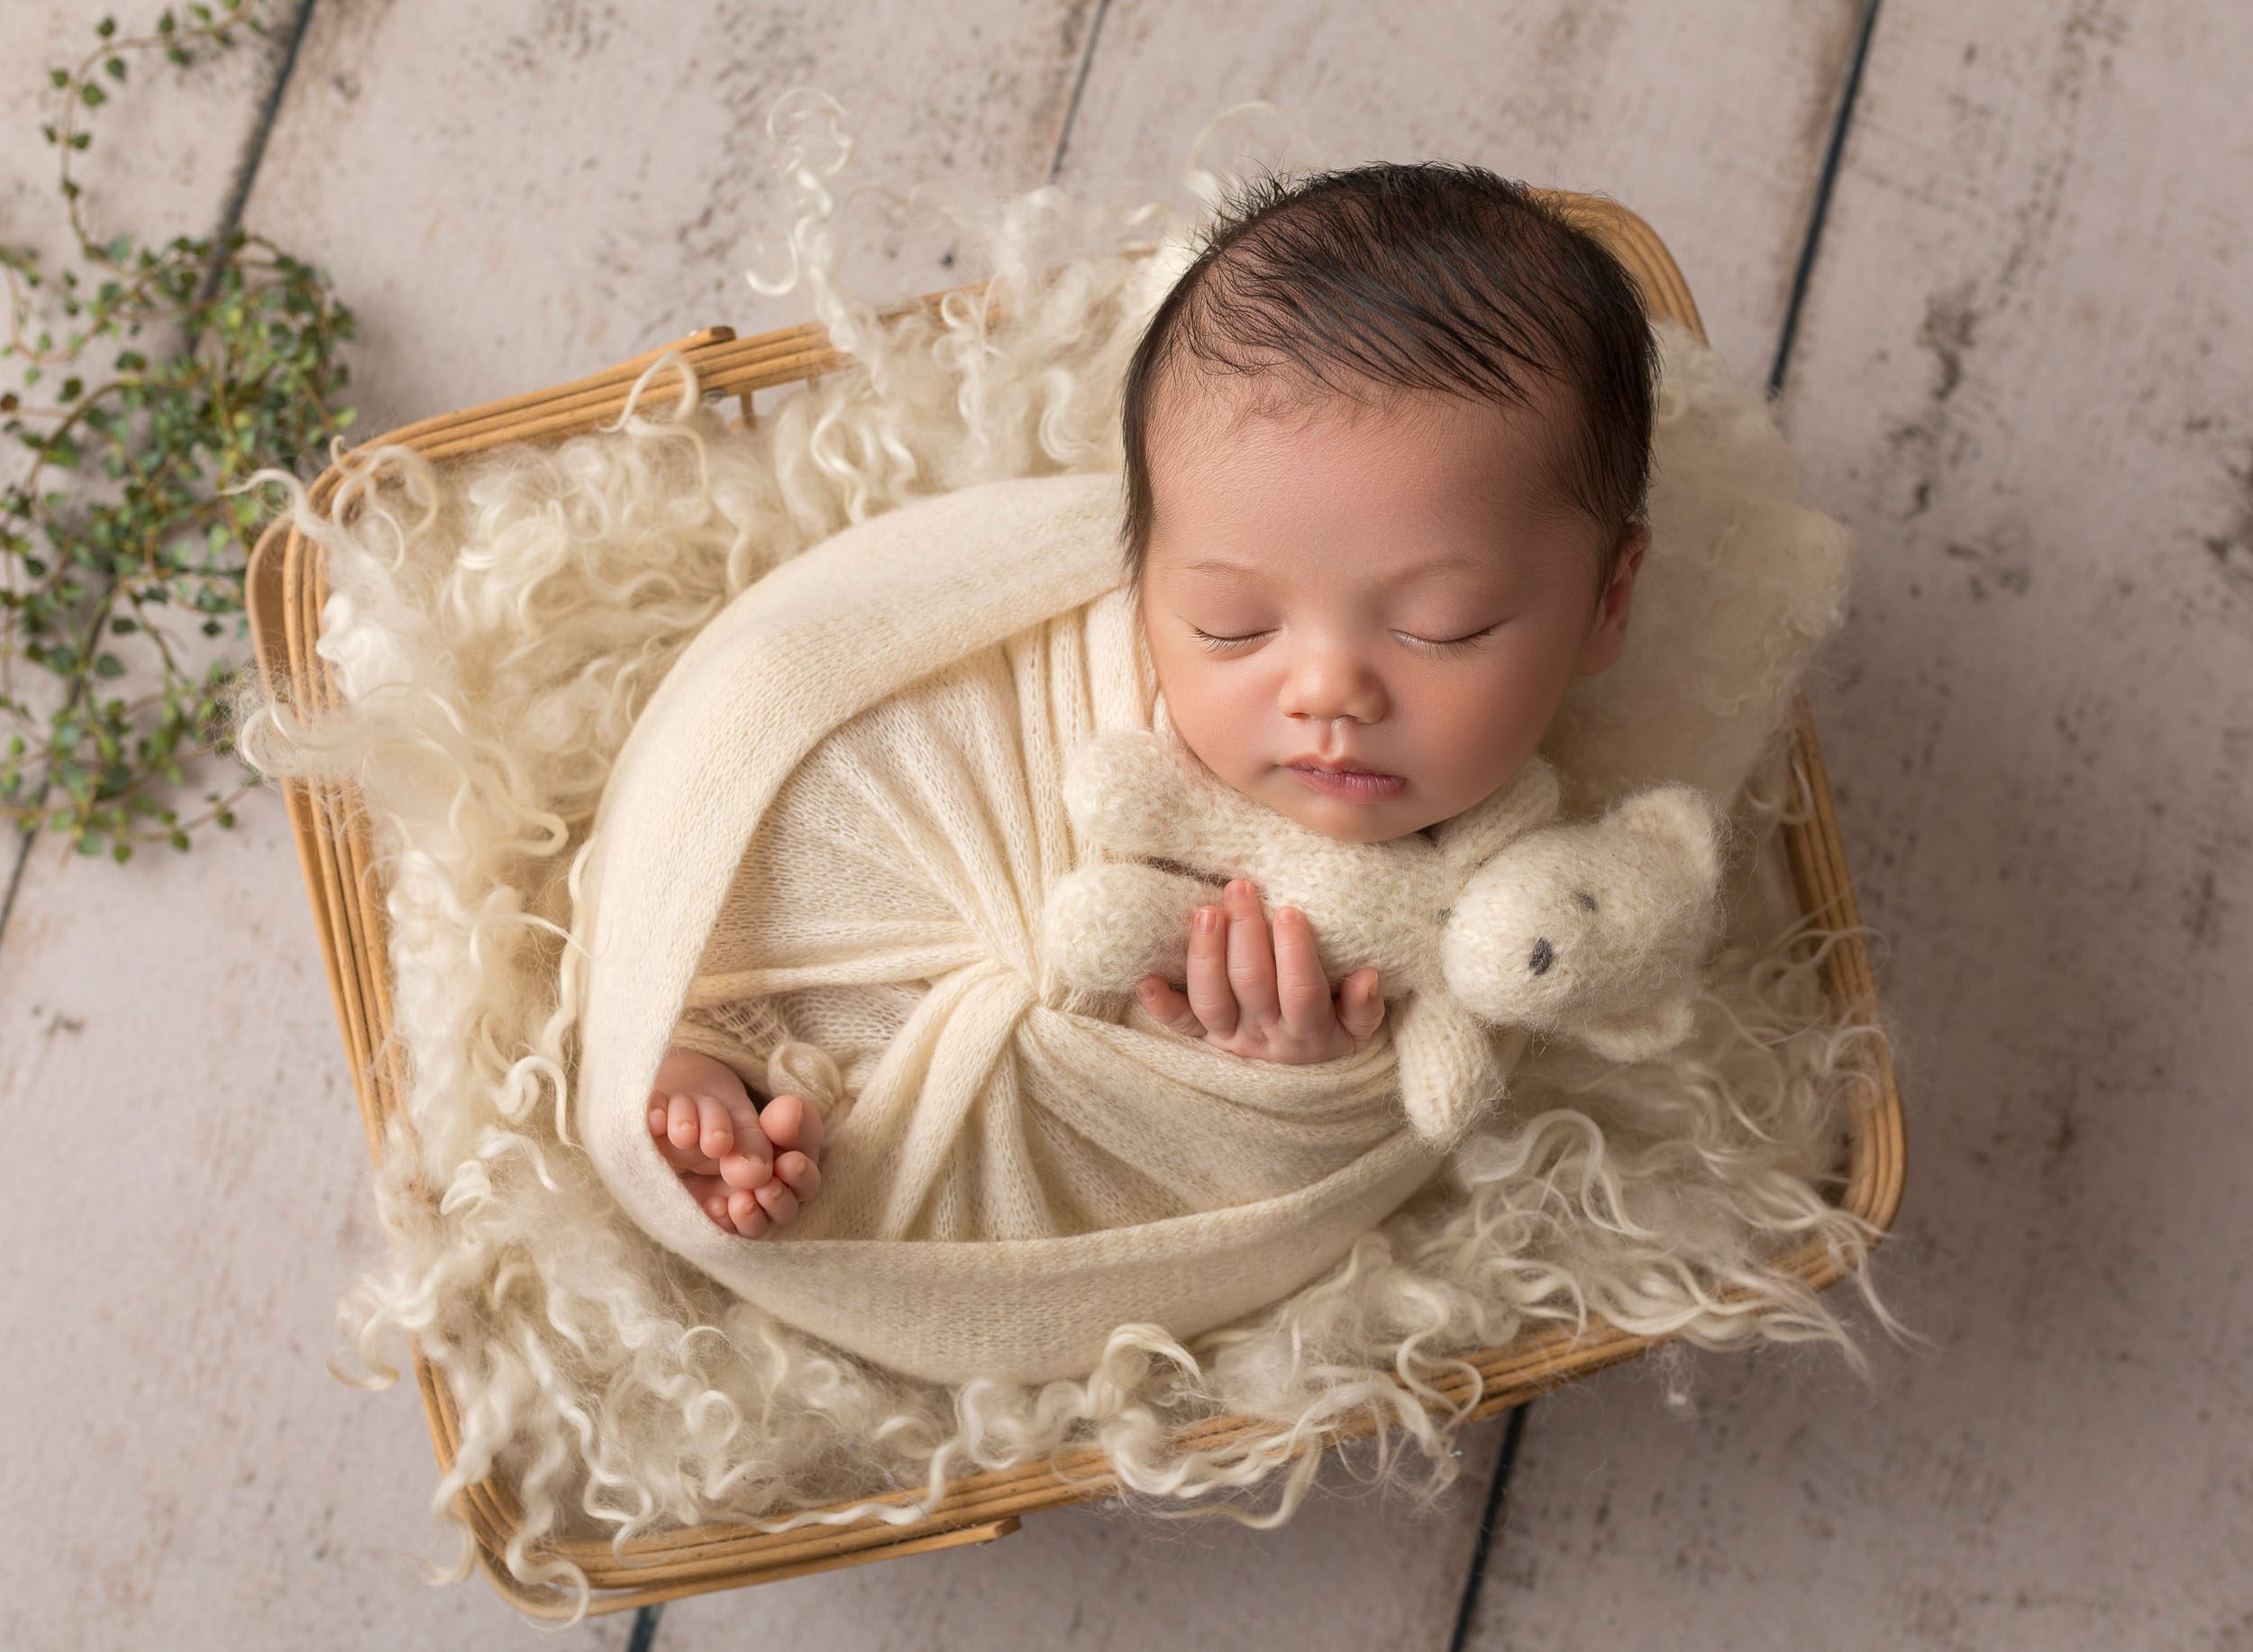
[1120, 162, 1657, 844]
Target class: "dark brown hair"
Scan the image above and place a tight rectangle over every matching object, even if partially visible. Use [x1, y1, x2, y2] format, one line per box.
[1119, 162, 1657, 610]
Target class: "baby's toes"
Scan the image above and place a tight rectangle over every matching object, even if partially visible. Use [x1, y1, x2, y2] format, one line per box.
[694, 1092, 735, 1161]
[664, 1092, 703, 1156]
[680, 1171, 737, 1232]
[775, 1150, 821, 1204]
[758, 1091, 825, 1158]
[647, 1094, 705, 1172]
[725, 1189, 772, 1238]
[716, 1096, 773, 1191]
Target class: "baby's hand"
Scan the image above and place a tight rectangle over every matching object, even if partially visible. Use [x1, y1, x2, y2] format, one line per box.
[646, 1045, 825, 1237]
[1136, 877, 1384, 1063]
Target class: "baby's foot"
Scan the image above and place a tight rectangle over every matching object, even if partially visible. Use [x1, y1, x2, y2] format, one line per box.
[645, 1082, 825, 1237]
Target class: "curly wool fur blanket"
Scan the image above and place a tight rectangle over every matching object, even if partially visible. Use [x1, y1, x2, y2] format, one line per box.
[229, 122, 1903, 1619]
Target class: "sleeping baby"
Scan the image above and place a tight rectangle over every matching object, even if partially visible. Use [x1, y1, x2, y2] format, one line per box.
[645, 160, 1662, 1239]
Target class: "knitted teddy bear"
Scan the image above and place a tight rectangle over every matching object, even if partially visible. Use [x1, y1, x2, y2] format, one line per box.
[1040, 730, 1729, 1148]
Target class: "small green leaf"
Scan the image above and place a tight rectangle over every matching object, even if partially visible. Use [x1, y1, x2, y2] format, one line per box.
[80, 83, 106, 108]
[159, 9, 176, 32]
[49, 68, 69, 88]
[105, 57, 127, 83]
[113, 841, 132, 863]
[96, 15, 117, 38]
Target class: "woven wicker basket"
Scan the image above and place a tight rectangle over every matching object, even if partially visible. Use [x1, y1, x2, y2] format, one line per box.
[243, 191, 1906, 1617]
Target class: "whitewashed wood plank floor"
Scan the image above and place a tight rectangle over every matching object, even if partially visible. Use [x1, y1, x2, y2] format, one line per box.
[1, 0, 2245, 1647]
[1464, 3, 2253, 1648]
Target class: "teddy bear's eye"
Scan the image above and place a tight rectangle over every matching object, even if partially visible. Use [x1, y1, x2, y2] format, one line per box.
[1573, 890, 1598, 912]
[1528, 936, 1555, 975]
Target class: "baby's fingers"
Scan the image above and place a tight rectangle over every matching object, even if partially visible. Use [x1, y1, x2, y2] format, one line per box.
[1337, 968, 1386, 1045]
[1183, 903, 1240, 1039]
[1271, 907, 1333, 1037]
[1136, 974, 1205, 1038]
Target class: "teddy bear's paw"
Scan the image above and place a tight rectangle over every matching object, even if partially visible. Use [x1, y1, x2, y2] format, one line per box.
[1564, 993, 1700, 1065]
[1040, 861, 1209, 992]
[1392, 992, 1510, 1149]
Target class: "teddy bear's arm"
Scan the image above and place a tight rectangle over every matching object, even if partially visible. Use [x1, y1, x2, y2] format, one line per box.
[1392, 991, 1520, 1148]
[1063, 731, 1380, 898]
[1041, 861, 1214, 994]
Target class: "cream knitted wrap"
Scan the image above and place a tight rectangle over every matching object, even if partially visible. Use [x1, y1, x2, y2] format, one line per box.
[579, 472, 1454, 1384]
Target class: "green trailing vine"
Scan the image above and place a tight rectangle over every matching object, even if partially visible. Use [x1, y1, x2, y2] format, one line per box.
[0, 1, 358, 864]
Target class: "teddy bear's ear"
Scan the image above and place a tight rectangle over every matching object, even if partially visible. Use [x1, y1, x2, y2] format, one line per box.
[1610, 785, 1726, 887]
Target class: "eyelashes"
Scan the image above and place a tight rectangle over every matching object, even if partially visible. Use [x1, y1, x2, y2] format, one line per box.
[1187, 625, 1499, 657]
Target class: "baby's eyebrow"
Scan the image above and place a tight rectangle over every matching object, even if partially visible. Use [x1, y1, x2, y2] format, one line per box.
[1176, 550, 1491, 579]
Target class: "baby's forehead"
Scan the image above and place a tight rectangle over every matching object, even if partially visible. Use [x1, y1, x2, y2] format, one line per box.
[1147, 361, 1584, 514]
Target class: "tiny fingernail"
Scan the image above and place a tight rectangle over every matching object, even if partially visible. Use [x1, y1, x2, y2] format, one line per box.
[1196, 907, 1215, 932]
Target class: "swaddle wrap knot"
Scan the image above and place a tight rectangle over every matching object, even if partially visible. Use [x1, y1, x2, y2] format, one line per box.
[1042, 729, 1728, 1151]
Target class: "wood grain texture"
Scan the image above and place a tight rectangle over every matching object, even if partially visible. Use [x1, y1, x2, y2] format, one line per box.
[1052, 0, 1868, 388]
[656, 1416, 1520, 1652]
[0, 801, 645, 1647]
[237, 0, 1102, 434]
[1466, 3, 2253, 1647]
